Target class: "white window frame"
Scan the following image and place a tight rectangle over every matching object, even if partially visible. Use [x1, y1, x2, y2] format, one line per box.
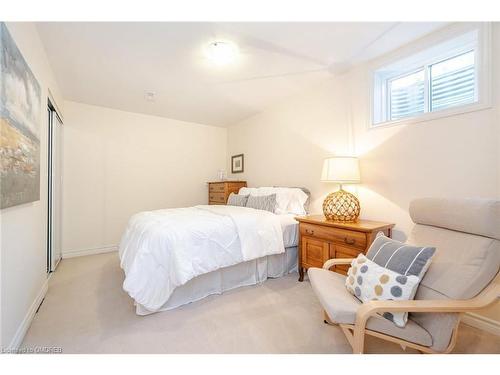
[370, 23, 491, 129]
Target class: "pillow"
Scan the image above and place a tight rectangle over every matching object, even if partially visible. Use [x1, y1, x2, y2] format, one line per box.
[238, 187, 258, 197]
[246, 194, 277, 213]
[366, 232, 436, 278]
[240, 187, 287, 214]
[345, 254, 421, 328]
[283, 188, 308, 215]
[227, 193, 248, 207]
[238, 187, 308, 215]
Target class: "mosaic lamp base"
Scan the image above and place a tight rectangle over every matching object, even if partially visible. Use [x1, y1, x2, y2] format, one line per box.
[322, 188, 360, 222]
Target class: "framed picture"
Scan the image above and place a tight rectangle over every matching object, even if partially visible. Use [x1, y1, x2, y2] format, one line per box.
[1, 23, 41, 209]
[231, 154, 244, 173]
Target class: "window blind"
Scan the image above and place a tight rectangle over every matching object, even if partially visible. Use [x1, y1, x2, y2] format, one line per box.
[430, 51, 475, 111]
[389, 71, 425, 120]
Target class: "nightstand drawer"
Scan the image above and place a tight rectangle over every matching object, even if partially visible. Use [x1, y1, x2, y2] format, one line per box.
[296, 215, 394, 281]
[209, 183, 226, 193]
[209, 192, 226, 203]
[301, 237, 329, 269]
[300, 223, 367, 249]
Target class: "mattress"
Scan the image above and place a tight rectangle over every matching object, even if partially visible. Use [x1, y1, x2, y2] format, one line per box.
[279, 214, 299, 247]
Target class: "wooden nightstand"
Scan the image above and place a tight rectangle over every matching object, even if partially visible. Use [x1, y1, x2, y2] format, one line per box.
[295, 215, 395, 281]
[207, 181, 247, 205]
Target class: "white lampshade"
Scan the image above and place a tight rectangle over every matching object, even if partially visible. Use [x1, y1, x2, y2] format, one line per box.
[321, 156, 361, 183]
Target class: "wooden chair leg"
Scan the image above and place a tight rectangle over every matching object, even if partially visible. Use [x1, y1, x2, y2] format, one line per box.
[352, 325, 366, 354]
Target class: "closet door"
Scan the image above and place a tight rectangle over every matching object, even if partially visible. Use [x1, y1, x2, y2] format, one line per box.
[51, 114, 63, 270]
[47, 105, 63, 273]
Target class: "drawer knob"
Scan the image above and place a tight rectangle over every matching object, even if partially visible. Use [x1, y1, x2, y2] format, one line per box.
[305, 229, 315, 235]
[344, 237, 355, 245]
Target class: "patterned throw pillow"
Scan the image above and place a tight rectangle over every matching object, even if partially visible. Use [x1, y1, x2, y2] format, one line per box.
[366, 232, 436, 278]
[345, 254, 421, 328]
[246, 194, 277, 213]
[227, 193, 248, 207]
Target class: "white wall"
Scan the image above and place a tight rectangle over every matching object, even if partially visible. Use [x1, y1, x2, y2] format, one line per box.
[228, 23, 500, 322]
[350, 25, 500, 239]
[62, 101, 227, 256]
[351, 23, 500, 323]
[0, 22, 64, 348]
[227, 75, 353, 213]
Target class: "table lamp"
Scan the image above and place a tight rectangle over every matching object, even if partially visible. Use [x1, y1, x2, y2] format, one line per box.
[321, 156, 361, 222]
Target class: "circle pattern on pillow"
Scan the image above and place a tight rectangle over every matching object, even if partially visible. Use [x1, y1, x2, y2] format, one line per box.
[345, 254, 421, 328]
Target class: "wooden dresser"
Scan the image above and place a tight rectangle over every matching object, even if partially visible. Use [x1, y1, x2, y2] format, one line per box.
[208, 181, 247, 205]
[295, 215, 394, 281]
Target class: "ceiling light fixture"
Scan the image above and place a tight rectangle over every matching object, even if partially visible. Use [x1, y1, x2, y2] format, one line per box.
[205, 41, 238, 66]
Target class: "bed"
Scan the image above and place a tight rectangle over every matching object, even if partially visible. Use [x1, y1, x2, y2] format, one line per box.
[119, 187, 309, 315]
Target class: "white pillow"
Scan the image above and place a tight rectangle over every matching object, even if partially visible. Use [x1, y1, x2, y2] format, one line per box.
[238, 187, 258, 196]
[238, 187, 307, 215]
[284, 188, 308, 215]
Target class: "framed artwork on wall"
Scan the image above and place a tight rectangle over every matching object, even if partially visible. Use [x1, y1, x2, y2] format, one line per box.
[231, 154, 244, 173]
[0, 23, 42, 209]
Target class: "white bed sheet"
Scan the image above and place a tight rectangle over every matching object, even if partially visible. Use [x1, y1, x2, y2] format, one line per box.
[279, 214, 299, 247]
[121, 208, 300, 315]
[119, 205, 284, 313]
[135, 246, 298, 315]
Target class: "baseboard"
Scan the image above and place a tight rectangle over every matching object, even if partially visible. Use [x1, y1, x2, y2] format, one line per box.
[462, 312, 500, 336]
[62, 245, 118, 259]
[8, 278, 49, 351]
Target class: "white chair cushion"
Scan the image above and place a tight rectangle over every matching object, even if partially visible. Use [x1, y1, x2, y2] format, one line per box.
[308, 267, 432, 347]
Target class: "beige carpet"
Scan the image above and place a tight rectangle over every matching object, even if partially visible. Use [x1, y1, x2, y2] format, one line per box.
[21, 252, 500, 354]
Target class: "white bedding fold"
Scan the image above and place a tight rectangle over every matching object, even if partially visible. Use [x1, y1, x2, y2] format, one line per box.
[196, 205, 284, 260]
[119, 205, 284, 312]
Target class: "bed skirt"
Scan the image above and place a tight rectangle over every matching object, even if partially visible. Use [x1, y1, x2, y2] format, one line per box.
[135, 246, 298, 315]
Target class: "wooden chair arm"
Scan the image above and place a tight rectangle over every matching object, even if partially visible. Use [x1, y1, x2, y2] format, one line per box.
[351, 272, 500, 353]
[356, 272, 500, 321]
[323, 258, 354, 270]
[356, 298, 494, 321]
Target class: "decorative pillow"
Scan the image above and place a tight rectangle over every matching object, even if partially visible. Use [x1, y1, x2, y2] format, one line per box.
[345, 254, 421, 328]
[227, 193, 248, 207]
[238, 187, 308, 215]
[246, 194, 277, 213]
[366, 232, 436, 278]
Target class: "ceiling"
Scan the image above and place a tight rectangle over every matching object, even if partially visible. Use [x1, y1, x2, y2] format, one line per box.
[36, 22, 447, 126]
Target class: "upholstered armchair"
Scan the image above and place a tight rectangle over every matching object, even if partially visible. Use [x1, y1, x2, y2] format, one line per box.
[308, 198, 500, 354]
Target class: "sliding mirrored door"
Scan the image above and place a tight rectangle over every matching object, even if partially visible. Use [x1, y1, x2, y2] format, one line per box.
[47, 101, 63, 273]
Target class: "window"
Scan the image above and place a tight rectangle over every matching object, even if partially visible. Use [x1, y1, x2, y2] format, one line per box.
[372, 26, 489, 127]
[430, 51, 475, 112]
[389, 69, 425, 120]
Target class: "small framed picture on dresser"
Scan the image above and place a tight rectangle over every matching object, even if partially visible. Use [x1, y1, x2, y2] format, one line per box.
[231, 154, 244, 173]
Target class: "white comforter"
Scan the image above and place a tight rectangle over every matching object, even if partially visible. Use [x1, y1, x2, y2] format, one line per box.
[119, 205, 285, 312]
